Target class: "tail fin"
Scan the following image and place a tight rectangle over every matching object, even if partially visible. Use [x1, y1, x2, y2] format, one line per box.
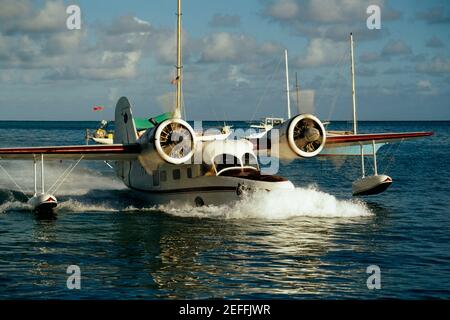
[114, 97, 138, 144]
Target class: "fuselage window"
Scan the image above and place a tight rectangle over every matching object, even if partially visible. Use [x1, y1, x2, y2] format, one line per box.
[173, 169, 181, 180]
[152, 170, 160, 186]
[160, 170, 167, 182]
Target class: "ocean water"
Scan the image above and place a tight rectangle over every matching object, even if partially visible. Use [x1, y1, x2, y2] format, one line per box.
[0, 120, 449, 299]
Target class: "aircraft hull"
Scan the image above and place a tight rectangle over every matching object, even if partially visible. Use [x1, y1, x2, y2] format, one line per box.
[28, 194, 58, 213]
[123, 165, 295, 206]
[352, 175, 393, 196]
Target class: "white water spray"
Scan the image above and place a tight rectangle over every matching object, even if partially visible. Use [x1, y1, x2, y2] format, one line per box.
[152, 186, 372, 220]
[1, 162, 371, 219]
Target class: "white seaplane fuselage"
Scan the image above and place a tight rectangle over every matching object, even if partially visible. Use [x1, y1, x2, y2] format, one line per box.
[116, 139, 294, 206]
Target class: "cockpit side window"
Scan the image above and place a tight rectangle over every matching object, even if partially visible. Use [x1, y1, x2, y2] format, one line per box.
[214, 154, 241, 173]
[243, 153, 259, 170]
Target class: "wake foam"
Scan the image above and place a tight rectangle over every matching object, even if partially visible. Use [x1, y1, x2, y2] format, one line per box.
[146, 186, 372, 220]
[0, 200, 31, 213]
[0, 189, 30, 213]
[1, 182, 371, 220]
[57, 199, 119, 213]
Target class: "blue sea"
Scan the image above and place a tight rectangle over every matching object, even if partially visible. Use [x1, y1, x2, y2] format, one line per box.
[0, 120, 449, 299]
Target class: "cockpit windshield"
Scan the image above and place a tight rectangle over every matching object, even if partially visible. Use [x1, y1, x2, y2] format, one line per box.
[213, 153, 259, 175]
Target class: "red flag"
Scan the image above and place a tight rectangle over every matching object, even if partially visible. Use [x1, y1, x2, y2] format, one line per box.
[93, 106, 104, 112]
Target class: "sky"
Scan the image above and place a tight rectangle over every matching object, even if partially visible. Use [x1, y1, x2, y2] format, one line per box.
[0, 0, 449, 121]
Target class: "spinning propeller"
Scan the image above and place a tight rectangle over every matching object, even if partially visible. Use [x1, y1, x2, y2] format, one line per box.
[159, 122, 194, 160]
[293, 118, 324, 154]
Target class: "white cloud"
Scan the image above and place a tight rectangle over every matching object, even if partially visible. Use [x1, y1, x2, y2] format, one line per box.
[416, 6, 450, 24]
[266, 0, 300, 20]
[381, 39, 412, 56]
[262, 0, 399, 41]
[199, 32, 281, 63]
[228, 65, 250, 87]
[0, 0, 30, 19]
[209, 14, 241, 28]
[307, 0, 369, 23]
[360, 52, 382, 63]
[416, 57, 450, 74]
[264, 0, 399, 23]
[1, 0, 66, 34]
[0, 2, 149, 80]
[200, 32, 241, 62]
[291, 89, 315, 114]
[102, 15, 152, 36]
[416, 79, 438, 95]
[43, 30, 84, 55]
[417, 80, 431, 90]
[79, 51, 142, 80]
[425, 36, 444, 48]
[294, 38, 346, 68]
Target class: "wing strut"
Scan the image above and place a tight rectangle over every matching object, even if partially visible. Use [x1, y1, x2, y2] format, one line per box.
[1, 154, 86, 213]
[0, 161, 29, 199]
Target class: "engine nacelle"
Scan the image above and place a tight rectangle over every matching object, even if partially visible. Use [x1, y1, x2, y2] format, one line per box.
[261, 114, 326, 160]
[138, 118, 196, 170]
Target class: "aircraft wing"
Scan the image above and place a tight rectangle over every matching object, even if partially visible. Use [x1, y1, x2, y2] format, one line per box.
[325, 131, 433, 148]
[250, 130, 433, 159]
[0, 144, 141, 161]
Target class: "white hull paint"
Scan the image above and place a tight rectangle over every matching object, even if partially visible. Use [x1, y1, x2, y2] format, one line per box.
[28, 193, 58, 212]
[352, 175, 392, 196]
[119, 160, 294, 207]
[131, 187, 240, 207]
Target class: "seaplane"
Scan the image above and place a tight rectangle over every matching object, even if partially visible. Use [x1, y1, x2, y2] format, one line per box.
[0, 0, 433, 213]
